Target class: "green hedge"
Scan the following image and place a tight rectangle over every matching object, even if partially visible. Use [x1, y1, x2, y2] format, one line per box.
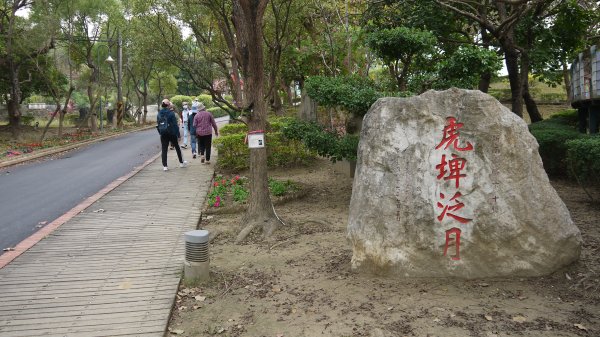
[282, 119, 359, 162]
[529, 109, 584, 176]
[546, 109, 578, 127]
[219, 117, 293, 136]
[195, 94, 215, 109]
[207, 107, 229, 118]
[214, 134, 248, 170]
[566, 137, 600, 185]
[220, 123, 247, 136]
[305, 75, 382, 116]
[214, 128, 315, 170]
[170, 95, 193, 110]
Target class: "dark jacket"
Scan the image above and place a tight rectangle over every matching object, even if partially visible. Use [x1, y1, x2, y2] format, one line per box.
[157, 108, 180, 138]
[188, 112, 197, 135]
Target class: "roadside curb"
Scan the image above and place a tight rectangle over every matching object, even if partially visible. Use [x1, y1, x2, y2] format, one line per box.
[0, 151, 161, 269]
[0, 125, 156, 169]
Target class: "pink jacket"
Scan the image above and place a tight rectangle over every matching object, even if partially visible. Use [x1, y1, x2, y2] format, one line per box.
[193, 110, 218, 136]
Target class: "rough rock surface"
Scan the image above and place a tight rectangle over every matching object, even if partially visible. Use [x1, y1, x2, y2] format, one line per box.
[347, 88, 582, 278]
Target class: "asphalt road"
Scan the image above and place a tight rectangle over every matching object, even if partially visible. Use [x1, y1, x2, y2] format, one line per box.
[0, 128, 163, 253]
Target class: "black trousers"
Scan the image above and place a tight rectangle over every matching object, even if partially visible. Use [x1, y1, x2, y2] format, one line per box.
[160, 133, 183, 167]
[197, 134, 213, 161]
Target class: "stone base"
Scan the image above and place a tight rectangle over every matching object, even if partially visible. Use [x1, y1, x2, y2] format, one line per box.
[184, 260, 210, 285]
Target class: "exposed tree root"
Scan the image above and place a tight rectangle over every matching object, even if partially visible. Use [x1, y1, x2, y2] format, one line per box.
[235, 216, 280, 244]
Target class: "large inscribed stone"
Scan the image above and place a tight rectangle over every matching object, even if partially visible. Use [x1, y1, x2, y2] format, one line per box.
[347, 88, 581, 278]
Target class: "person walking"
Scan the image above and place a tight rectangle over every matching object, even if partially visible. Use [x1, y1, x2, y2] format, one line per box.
[188, 104, 198, 158]
[180, 101, 190, 149]
[157, 99, 187, 171]
[192, 103, 219, 164]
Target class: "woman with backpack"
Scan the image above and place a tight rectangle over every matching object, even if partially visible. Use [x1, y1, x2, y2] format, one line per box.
[157, 99, 187, 171]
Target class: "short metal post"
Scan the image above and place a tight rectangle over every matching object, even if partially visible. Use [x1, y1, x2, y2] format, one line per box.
[184, 230, 210, 284]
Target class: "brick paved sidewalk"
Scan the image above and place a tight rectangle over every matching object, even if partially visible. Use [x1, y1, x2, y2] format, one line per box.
[0, 149, 214, 337]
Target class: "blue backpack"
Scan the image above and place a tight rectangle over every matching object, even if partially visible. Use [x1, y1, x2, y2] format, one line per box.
[157, 111, 171, 136]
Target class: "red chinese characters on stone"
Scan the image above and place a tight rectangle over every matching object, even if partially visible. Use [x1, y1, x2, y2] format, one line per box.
[434, 116, 474, 261]
[437, 192, 471, 224]
[435, 117, 473, 152]
[435, 154, 468, 188]
[443, 227, 461, 261]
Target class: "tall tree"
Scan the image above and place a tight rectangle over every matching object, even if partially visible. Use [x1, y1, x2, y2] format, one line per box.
[436, 0, 550, 121]
[528, 0, 598, 101]
[365, 26, 437, 91]
[0, 0, 58, 139]
[61, 0, 121, 131]
[233, 0, 280, 243]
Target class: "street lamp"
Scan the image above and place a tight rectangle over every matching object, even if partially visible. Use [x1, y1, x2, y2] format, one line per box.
[97, 44, 115, 131]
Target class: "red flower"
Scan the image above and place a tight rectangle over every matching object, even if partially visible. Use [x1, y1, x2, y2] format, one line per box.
[214, 182, 219, 187]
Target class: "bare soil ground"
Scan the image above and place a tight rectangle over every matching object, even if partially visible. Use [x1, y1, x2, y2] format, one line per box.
[168, 158, 600, 337]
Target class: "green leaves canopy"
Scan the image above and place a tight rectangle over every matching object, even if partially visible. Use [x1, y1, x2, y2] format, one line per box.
[365, 26, 436, 64]
[305, 75, 381, 116]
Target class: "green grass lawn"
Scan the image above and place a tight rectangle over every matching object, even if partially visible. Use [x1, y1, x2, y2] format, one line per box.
[489, 76, 568, 102]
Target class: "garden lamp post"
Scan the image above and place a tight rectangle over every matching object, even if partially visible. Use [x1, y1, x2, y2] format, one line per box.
[97, 44, 115, 131]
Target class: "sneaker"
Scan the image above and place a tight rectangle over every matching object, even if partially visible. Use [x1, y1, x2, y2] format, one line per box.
[200, 155, 205, 163]
[180, 161, 188, 168]
[181, 144, 188, 149]
[205, 160, 210, 164]
[193, 154, 197, 159]
[163, 167, 168, 171]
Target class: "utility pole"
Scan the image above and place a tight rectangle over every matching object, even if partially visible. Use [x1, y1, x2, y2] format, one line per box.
[116, 30, 123, 128]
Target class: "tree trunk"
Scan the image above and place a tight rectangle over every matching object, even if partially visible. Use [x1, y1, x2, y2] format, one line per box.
[7, 99, 21, 140]
[41, 105, 60, 142]
[477, 8, 492, 93]
[142, 91, 148, 124]
[520, 51, 542, 122]
[522, 81, 542, 122]
[231, 61, 243, 106]
[299, 88, 317, 122]
[478, 72, 491, 93]
[7, 63, 22, 140]
[503, 47, 523, 117]
[282, 80, 292, 106]
[271, 89, 284, 115]
[235, 0, 278, 244]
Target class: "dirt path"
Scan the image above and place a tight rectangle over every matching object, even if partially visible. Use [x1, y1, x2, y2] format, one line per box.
[169, 158, 599, 337]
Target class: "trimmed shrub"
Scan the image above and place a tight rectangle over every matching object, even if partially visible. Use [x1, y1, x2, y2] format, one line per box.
[195, 94, 215, 109]
[214, 131, 314, 170]
[528, 109, 586, 176]
[170, 95, 193, 110]
[220, 123, 248, 136]
[566, 137, 600, 185]
[282, 119, 359, 162]
[546, 109, 578, 127]
[305, 75, 382, 117]
[214, 133, 248, 171]
[207, 106, 229, 118]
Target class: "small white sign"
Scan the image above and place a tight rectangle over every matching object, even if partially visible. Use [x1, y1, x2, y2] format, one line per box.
[248, 133, 265, 148]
